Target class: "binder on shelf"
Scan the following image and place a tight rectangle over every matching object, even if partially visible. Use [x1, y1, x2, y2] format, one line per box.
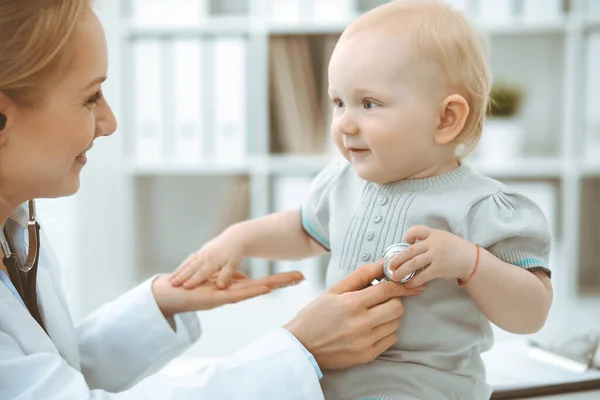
[173, 0, 208, 24]
[269, 36, 324, 154]
[212, 176, 250, 237]
[588, 0, 600, 17]
[172, 39, 203, 163]
[478, 0, 513, 24]
[133, 39, 164, 164]
[312, 0, 354, 23]
[269, 0, 303, 24]
[444, 0, 469, 12]
[585, 34, 600, 162]
[131, 0, 207, 24]
[212, 37, 248, 162]
[130, 0, 169, 23]
[520, 0, 563, 22]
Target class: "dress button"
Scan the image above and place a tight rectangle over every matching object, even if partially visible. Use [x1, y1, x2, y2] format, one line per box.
[361, 252, 370, 261]
[378, 196, 388, 205]
[366, 231, 374, 241]
[373, 215, 382, 223]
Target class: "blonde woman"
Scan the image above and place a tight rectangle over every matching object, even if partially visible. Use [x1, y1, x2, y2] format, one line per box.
[0, 1, 417, 398]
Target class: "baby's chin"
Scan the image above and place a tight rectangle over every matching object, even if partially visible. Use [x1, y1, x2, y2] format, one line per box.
[350, 162, 391, 184]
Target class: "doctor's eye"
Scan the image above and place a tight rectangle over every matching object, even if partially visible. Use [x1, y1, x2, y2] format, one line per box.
[86, 90, 104, 107]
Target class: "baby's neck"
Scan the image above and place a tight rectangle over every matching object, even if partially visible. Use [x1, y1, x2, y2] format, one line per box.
[403, 158, 460, 180]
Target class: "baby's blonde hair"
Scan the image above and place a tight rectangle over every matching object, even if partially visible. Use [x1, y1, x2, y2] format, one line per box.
[0, 0, 88, 108]
[342, 0, 491, 156]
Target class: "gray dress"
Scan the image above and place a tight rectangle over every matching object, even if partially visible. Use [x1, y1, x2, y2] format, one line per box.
[301, 161, 551, 400]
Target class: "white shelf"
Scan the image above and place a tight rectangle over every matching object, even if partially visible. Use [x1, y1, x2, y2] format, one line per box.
[123, 17, 568, 38]
[477, 19, 568, 36]
[584, 16, 600, 31]
[581, 160, 600, 177]
[128, 158, 252, 176]
[266, 23, 349, 35]
[467, 157, 564, 179]
[253, 154, 337, 174]
[123, 18, 252, 38]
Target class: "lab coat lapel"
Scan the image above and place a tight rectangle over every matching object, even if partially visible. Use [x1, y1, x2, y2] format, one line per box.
[7, 203, 82, 370]
[35, 233, 82, 371]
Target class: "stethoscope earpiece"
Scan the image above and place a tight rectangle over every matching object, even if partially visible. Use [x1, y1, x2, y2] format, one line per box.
[0, 113, 6, 131]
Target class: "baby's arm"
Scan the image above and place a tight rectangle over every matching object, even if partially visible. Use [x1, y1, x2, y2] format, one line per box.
[170, 210, 326, 289]
[461, 248, 552, 334]
[389, 190, 553, 335]
[225, 209, 326, 260]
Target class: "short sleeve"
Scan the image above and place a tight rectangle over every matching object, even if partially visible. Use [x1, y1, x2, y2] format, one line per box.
[464, 190, 552, 277]
[300, 161, 344, 251]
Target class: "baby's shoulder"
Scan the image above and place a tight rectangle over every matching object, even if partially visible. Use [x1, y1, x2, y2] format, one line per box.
[457, 169, 543, 219]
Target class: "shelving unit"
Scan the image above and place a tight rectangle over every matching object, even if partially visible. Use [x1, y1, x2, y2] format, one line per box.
[75, 0, 600, 322]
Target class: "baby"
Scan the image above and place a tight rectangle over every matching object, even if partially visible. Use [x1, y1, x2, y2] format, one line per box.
[170, 1, 553, 399]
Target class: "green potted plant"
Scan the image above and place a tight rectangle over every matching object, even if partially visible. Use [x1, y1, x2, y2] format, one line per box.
[475, 81, 525, 165]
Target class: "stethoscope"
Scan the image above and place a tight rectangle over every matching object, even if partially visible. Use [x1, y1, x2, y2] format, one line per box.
[0, 199, 46, 331]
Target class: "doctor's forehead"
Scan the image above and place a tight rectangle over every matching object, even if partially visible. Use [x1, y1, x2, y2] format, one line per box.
[58, 7, 108, 93]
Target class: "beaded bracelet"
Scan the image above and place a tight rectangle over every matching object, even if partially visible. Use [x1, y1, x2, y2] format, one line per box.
[458, 244, 480, 287]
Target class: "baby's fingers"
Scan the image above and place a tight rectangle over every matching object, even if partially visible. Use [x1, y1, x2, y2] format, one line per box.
[216, 262, 239, 289]
[169, 254, 198, 285]
[183, 264, 219, 289]
[169, 265, 198, 287]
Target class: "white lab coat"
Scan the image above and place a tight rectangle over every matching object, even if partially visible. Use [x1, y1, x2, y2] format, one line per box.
[0, 204, 324, 400]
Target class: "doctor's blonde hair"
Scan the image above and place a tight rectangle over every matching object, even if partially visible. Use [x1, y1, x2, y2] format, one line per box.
[341, 0, 491, 156]
[0, 0, 89, 107]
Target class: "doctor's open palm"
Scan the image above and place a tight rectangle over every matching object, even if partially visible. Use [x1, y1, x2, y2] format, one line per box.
[170, 234, 244, 289]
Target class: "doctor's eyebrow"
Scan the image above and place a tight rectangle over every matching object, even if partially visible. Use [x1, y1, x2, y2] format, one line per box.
[82, 76, 107, 91]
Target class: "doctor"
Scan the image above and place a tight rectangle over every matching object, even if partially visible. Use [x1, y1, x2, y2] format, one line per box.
[0, 1, 417, 399]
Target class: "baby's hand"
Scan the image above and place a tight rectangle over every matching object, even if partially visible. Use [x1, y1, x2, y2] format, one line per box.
[169, 236, 244, 289]
[386, 225, 478, 288]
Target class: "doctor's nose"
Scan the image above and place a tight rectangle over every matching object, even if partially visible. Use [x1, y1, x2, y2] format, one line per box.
[336, 111, 359, 136]
[95, 100, 117, 139]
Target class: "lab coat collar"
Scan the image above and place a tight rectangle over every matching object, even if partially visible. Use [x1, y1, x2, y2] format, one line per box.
[9, 202, 29, 229]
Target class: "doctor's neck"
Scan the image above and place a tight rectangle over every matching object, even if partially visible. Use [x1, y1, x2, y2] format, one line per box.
[0, 193, 18, 228]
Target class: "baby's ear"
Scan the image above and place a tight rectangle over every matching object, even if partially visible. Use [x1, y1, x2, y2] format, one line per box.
[434, 94, 469, 145]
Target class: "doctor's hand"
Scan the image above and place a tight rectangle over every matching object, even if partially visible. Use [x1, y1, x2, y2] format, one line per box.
[284, 260, 424, 370]
[169, 233, 244, 290]
[153, 270, 304, 318]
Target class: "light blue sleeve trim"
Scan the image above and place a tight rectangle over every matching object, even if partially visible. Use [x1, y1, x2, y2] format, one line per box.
[300, 210, 330, 251]
[280, 327, 323, 379]
[514, 258, 546, 268]
[0, 270, 25, 307]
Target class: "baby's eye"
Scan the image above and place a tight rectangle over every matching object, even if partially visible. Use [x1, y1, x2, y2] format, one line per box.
[363, 99, 378, 110]
[332, 98, 345, 108]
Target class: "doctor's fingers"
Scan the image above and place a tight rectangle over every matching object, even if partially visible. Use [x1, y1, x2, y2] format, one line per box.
[369, 332, 399, 361]
[369, 318, 401, 345]
[356, 281, 422, 309]
[213, 285, 271, 305]
[366, 297, 404, 327]
[229, 270, 304, 290]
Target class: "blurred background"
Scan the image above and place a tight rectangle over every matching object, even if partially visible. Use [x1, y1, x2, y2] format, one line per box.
[35, 0, 600, 370]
